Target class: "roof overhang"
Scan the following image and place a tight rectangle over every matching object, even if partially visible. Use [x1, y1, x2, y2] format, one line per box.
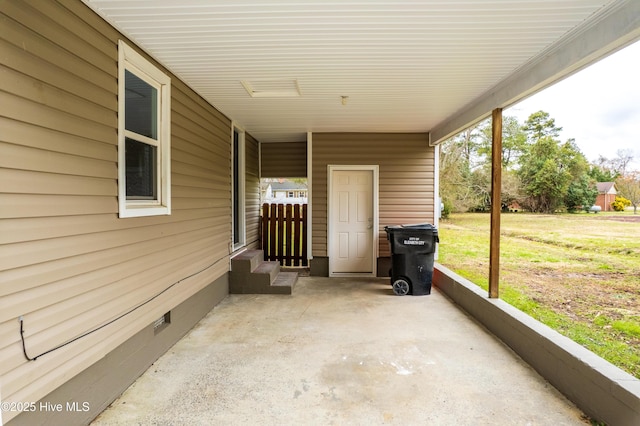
[82, 0, 640, 144]
[429, 0, 640, 144]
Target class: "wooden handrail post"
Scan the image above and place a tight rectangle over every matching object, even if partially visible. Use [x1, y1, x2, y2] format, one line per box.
[489, 108, 503, 298]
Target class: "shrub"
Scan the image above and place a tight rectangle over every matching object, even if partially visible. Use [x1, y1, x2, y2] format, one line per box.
[441, 199, 453, 219]
[611, 196, 631, 212]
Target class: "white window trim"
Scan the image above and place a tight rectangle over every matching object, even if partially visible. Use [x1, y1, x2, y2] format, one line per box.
[118, 40, 171, 218]
[232, 124, 246, 250]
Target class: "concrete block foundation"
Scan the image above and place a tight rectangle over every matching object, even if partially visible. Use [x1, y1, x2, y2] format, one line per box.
[433, 263, 640, 426]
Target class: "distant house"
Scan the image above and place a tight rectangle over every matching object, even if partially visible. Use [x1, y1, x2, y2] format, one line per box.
[507, 201, 522, 213]
[595, 182, 617, 212]
[263, 179, 308, 204]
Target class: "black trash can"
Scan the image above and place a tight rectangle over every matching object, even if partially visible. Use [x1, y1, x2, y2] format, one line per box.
[384, 224, 439, 296]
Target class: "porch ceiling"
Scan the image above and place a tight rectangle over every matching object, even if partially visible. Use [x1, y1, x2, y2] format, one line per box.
[83, 0, 639, 143]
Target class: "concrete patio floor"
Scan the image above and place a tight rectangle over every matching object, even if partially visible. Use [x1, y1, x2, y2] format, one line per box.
[91, 276, 588, 425]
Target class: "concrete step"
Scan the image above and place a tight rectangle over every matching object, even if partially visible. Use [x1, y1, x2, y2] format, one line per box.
[230, 249, 264, 274]
[268, 271, 298, 295]
[230, 269, 298, 294]
[253, 260, 281, 284]
[229, 250, 296, 294]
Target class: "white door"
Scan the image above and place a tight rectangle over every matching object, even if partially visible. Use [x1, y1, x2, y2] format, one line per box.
[330, 169, 375, 274]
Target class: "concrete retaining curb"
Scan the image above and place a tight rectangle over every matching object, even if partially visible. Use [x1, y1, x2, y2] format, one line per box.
[433, 263, 640, 426]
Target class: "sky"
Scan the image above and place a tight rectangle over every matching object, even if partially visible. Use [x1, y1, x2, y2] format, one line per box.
[506, 40, 640, 171]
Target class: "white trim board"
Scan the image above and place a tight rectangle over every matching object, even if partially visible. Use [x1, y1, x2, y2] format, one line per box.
[327, 164, 379, 277]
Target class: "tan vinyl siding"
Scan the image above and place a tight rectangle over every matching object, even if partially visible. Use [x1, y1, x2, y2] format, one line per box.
[245, 133, 261, 248]
[0, 1, 232, 420]
[311, 133, 435, 258]
[261, 141, 307, 178]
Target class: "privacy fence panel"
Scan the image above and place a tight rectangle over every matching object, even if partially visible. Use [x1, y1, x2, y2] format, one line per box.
[260, 203, 308, 266]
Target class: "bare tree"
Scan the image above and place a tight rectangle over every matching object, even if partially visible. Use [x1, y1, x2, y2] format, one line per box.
[439, 126, 488, 212]
[616, 172, 640, 214]
[596, 149, 635, 178]
[614, 149, 635, 176]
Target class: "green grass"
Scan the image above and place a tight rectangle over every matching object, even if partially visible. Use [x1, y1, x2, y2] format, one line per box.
[438, 212, 640, 379]
[613, 320, 640, 338]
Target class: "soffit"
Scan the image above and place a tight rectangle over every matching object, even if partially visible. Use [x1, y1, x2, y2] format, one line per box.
[83, 0, 628, 143]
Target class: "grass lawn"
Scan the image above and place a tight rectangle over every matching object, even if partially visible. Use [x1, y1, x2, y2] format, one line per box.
[438, 211, 640, 379]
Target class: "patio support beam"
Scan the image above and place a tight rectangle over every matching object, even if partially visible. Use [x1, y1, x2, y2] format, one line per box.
[489, 108, 502, 298]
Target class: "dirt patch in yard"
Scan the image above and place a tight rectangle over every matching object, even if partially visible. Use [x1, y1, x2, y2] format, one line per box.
[505, 266, 640, 374]
[600, 215, 640, 223]
[440, 212, 640, 377]
[515, 270, 639, 322]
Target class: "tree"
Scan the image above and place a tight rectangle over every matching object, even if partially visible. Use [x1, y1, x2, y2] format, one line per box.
[477, 115, 528, 169]
[595, 149, 635, 178]
[500, 170, 523, 211]
[467, 166, 491, 211]
[439, 115, 526, 213]
[565, 174, 598, 212]
[439, 140, 478, 212]
[447, 121, 485, 167]
[522, 110, 562, 142]
[517, 111, 592, 213]
[518, 136, 590, 213]
[587, 164, 618, 182]
[439, 122, 487, 212]
[517, 137, 570, 212]
[616, 172, 640, 214]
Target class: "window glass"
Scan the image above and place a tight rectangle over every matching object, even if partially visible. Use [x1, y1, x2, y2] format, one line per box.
[125, 70, 158, 140]
[233, 129, 241, 245]
[125, 137, 157, 199]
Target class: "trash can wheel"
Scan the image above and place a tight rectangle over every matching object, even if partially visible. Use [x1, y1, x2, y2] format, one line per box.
[392, 278, 410, 296]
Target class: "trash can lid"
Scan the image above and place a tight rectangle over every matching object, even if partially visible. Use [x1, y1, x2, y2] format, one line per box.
[384, 223, 437, 232]
[400, 223, 436, 230]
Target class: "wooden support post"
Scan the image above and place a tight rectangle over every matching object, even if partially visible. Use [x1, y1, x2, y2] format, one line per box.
[489, 108, 503, 298]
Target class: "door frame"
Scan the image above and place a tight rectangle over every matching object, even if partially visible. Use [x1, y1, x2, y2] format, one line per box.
[231, 123, 246, 252]
[327, 165, 379, 277]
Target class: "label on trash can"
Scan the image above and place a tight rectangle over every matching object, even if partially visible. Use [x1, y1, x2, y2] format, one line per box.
[403, 237, 426, 245]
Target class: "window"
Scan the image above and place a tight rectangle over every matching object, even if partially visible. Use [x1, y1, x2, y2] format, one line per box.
[118, 40, 171, 217]
[232, 126, 245, 249]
